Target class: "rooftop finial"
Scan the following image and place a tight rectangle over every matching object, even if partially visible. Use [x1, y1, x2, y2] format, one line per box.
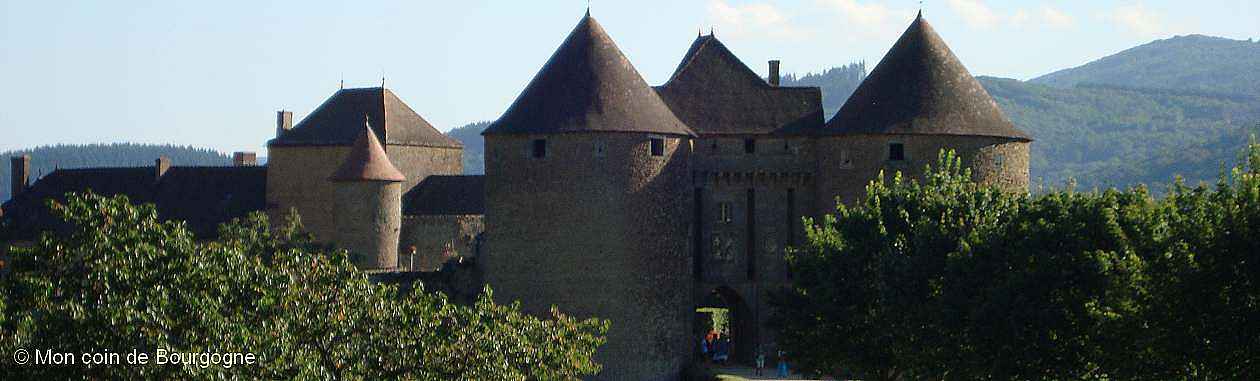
[585, 0, 590, 17]
[710, 27, 715, 36]
[339, 72, 344, 90]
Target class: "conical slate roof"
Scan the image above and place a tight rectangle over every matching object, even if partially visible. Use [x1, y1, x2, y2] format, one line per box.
[271, 87, 463, 148]
[483, 13, 694, 136]
[824, 13, 1031, 141]
[329, 119, 406, 182]
[656, 34, 823, 135]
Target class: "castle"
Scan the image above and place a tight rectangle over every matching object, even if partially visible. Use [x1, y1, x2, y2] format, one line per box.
[3, 12, 1030, 380]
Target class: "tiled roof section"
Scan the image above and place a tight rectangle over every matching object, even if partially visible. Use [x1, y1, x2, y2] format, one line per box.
[656, 34, 824, 135]
[1, 166, 266, 239]
[483, 14, 694, 137]
[824, 13, 1031, 141]
[329, 122, 406, 182]
[270, 87, 463, 148]
[403, 175, 484, 216]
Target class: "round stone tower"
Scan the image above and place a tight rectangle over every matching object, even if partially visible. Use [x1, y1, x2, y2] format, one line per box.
[329, 119, 405, 270]
[815, 12, 1032, 212]
[482, 12, 697, 381]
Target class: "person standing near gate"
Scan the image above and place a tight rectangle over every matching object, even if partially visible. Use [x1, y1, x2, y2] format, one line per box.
[777, 349, 789, 377]
[755, 346, 766, 376]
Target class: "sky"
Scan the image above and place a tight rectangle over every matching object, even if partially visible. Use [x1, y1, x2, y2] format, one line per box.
[1, 0, 1257, 154]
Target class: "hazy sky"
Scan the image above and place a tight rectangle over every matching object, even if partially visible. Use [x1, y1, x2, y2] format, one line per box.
[2, 0, 1257, 154]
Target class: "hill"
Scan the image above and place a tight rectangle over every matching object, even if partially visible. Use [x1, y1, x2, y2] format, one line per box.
[980, 77, 1259, 192]
[1031, 35, 1260, 96]
[2, 143, 230, 202]
[447, 121, 490, 175]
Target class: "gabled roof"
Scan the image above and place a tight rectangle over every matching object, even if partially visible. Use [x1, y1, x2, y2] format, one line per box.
[483, 13, 694, 136]
[823, 13, 1031, 141]
[656, 34, 824, 135]
[1, 166, 267, 239]
[330, 121, 406, 182]
[270, 87, 463, 148]
[403, 175, 484, 216]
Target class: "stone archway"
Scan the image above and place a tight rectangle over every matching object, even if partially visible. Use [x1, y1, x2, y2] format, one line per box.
[696, 285, 756, 364]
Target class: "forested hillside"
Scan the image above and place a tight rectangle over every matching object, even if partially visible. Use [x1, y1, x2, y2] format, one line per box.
[1, 143, 229, 202]
[1031, 35, 1260, 96]
[982, 77, 1259, 192]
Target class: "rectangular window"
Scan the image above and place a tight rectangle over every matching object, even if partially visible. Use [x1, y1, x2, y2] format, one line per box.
[718, 202, 733, 224]
[532, 139, 547, 159]
[650, 137, 665, 156]
[746, 188, 757, 281]
[839, 150, 853, 169]
[594, 141, 606, 158]
[889, 142, 905, 161]
[744, 139, 756, 154]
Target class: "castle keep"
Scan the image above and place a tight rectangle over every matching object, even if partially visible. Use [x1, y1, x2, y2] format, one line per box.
[3, 12, 1031, 381]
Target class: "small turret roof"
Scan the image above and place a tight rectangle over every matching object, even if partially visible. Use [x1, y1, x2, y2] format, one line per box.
[329, 120, 406, 182]
[270, 87, 462, 148]
[656, 34, 823, 135]
[483, 14, 694, 136]
[824, 13, 1031, 141]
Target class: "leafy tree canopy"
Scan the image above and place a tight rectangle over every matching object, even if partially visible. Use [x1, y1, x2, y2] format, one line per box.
[0, 194, 608, 380]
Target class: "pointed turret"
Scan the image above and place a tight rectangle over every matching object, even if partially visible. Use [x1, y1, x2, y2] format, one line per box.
[482, 14, 693, 136]
[824, 13, 1031, 140]
[329, 119, 404, 270]
[330, 119, 406, 182]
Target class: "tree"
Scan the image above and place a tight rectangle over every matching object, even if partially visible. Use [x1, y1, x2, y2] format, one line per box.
[0, 193, 608, 380]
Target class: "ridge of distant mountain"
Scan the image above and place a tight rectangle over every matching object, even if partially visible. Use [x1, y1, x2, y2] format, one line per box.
[1031, 34, 1260, 96]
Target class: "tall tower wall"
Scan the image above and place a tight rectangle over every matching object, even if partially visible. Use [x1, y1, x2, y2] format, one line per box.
[333, 181, 402, 269]
[814, 134, 1030, 214]
[484, 133, 693, 380]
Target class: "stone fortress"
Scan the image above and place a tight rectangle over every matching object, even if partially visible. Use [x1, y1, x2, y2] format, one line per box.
[3, 11, 1030, 381]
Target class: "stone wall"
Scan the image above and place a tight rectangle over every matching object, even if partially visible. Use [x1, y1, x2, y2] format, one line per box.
[333, 181, 402, 269]
[265, 144, 462, 243]
[399, 214, 483, 271]
[813, 134, 1030, 215]
[483, 133, 694, 381]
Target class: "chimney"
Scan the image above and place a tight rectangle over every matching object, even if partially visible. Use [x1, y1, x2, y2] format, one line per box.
[276, 110, 293, 137]
[768, 60, 781, 87]
[10, 155, 30, 199]
[155, 156, 171, 183]
[232, 151, 257, 166]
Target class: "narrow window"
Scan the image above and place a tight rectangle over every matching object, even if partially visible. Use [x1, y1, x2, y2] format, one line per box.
[650, 137, 665, 156]
[594, 141, 606, 158]
[719, 202, 733, 224]
[786, 188, 796, 279]
[693, 188, 704, 279]
[840, 150, 853, 168]
[532, 139, 547, 159]
[744, 139, 756, 154]
[994, 154, 1005, 167]
[889, 142, 905, 161]
[746, 188, 757, 281]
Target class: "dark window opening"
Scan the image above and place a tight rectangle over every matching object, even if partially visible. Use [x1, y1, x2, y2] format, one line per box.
[889, 142, 905, 161]
[786, 188, 795, 279]
[744, 139, 756, 154]
[693, 188, 704, 279]
[719, 202, 733, 223]
[650, 138, 665, 156]
[746, 188, 756, 281]
[532, 139, 547, 159]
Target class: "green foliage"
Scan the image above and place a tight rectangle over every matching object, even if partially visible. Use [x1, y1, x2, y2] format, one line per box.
[0, 193, 607, 380]
[1, 143, 230, 202]
[774, 146, 1260, 380]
